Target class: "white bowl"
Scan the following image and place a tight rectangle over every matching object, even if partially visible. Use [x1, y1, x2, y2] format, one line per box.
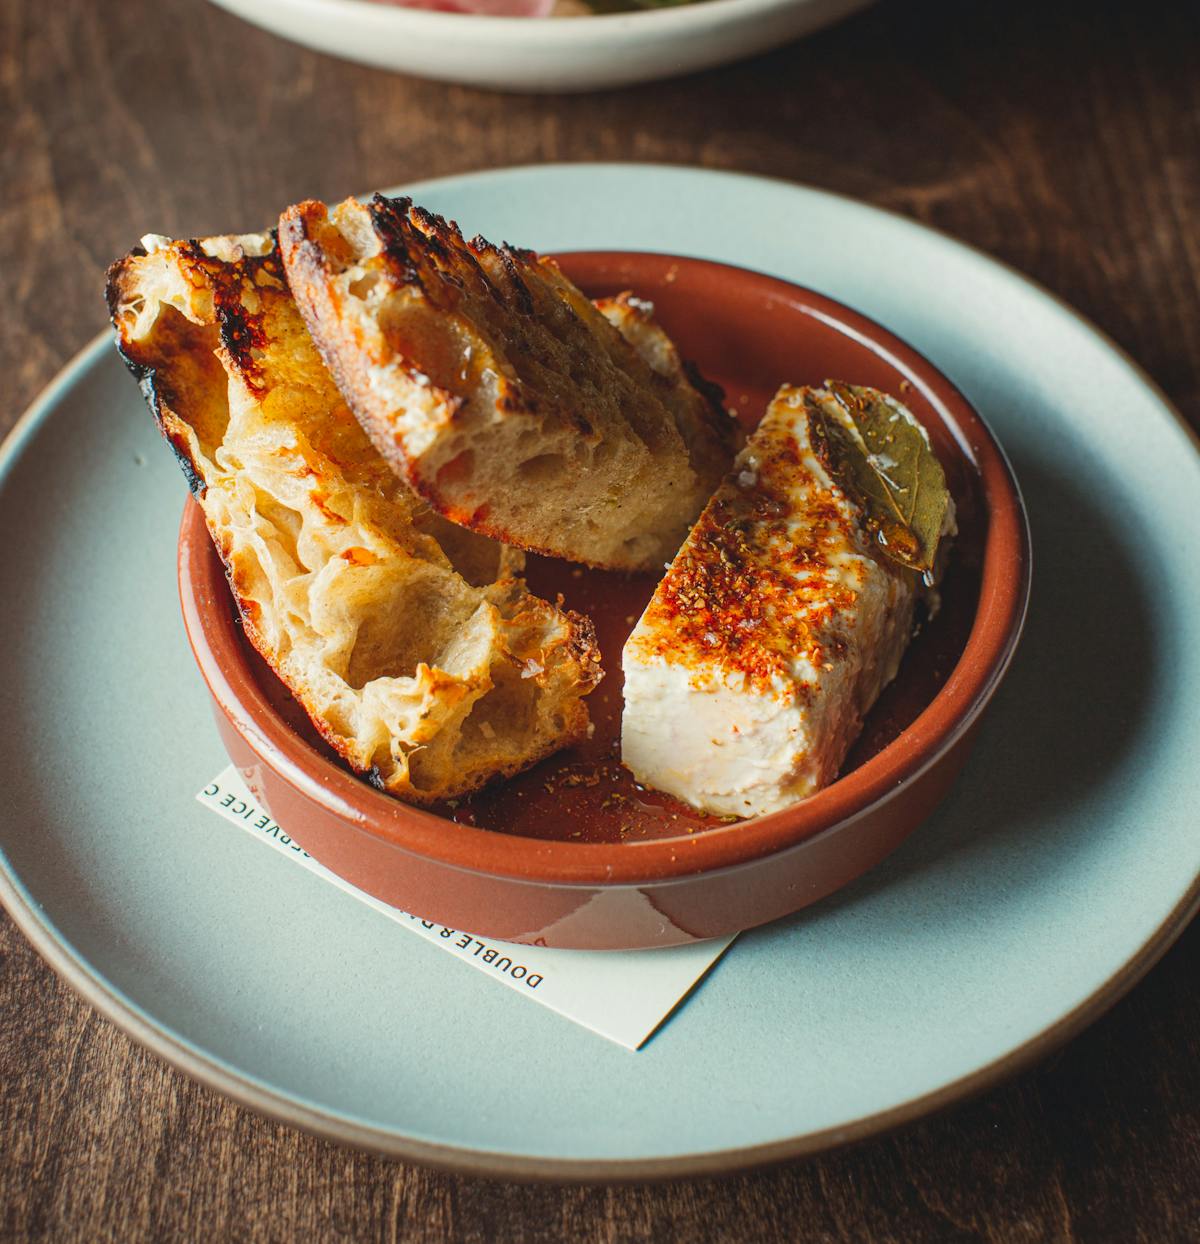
[204, 0, 872, 92]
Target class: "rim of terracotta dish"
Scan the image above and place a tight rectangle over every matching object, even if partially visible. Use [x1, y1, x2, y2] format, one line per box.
[179, 251, 1032, 889]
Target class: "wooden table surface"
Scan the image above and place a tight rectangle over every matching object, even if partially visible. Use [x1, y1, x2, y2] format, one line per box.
[2, 0, 1198, 1238]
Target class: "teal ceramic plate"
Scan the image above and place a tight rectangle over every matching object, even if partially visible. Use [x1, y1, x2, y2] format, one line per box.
[2, 165, 1199, 1179]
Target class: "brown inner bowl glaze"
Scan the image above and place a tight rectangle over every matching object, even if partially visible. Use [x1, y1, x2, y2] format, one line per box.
[181, 251, 1030, 887]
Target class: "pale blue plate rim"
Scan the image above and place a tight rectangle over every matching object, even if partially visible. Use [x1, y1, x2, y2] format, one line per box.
[2, 163, 1199, 1180]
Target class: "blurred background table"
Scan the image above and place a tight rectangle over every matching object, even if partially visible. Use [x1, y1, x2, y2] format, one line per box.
[2, 0, 1198, 1238]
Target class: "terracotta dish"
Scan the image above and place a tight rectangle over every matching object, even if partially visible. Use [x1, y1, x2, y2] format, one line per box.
[177, 251, 1031, 950]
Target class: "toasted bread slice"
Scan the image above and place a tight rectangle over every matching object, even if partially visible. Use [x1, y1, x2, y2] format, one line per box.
[106, 232, 601, 805]
[278, 195, 738, 571]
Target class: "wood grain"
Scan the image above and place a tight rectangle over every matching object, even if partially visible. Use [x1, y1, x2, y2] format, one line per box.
[2, 0, 1198, 1238]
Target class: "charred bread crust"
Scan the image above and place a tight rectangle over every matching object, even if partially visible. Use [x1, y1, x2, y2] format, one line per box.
[106, 236, 282, 498]
[279, 195, 739, 571]
[106, 231, 602, 804]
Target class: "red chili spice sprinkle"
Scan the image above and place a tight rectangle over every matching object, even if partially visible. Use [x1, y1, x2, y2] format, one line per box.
[631, 409, 864, 694]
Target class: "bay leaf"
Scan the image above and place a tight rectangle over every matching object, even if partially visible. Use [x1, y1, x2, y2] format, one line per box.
[804, 382, 951, 576]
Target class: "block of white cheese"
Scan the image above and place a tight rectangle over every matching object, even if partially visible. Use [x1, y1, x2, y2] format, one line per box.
[621, 383, 949, 819]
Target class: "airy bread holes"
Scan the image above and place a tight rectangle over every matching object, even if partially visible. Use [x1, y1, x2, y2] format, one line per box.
[344, 579, 471, 689]
[460, 669, 536, 751]
[436, 449, 475, 488]
[517, 453, 567, 484]
[255, 497, 306, 569]
[422, 516, 512, 587]
[348, 271, 381, 301]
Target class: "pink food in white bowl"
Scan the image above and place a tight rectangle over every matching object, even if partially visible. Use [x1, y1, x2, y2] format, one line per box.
[364, 0, 555, 14]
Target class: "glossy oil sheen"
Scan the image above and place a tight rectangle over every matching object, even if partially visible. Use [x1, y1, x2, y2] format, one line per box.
[1, 166, 1198, 1175]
